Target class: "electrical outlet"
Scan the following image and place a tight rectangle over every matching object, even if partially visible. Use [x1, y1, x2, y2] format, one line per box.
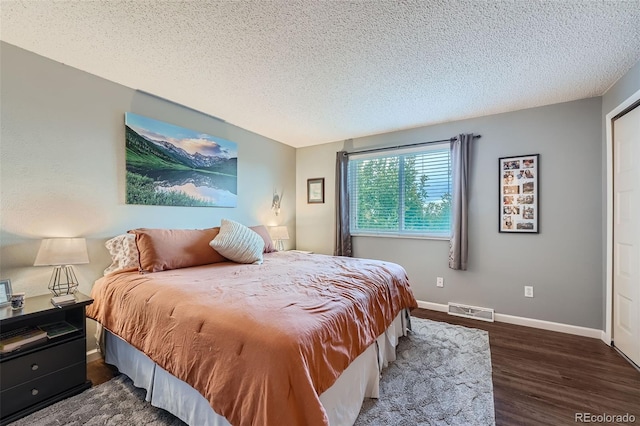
[436, 277, 444, 287]
[524, 285, 534, 298]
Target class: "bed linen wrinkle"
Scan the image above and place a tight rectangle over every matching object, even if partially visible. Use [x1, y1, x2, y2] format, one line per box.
[87, 251, 416, 426]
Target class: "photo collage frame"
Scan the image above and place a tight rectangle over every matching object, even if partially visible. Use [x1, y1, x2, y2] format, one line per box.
[499, 154, 539, 233]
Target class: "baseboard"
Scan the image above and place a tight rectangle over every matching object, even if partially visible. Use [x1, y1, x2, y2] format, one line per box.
[86, 348, 102, 363]
[417, 300, 448, 312]
[416, 300, 602, 339]
[494, 312, 602, 339]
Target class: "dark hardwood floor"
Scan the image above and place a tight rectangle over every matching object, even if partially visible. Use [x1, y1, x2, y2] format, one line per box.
[87, 308, 640, 425]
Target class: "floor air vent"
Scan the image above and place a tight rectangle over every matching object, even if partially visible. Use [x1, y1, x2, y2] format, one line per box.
[448, 302, 495, 322]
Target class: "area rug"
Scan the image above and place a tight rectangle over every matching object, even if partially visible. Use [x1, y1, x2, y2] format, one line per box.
[354, 317, 495, 426]
[11, 317, 494, 426]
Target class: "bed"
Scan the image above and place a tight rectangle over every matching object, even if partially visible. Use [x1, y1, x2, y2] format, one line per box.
[87, 225, 417, 426]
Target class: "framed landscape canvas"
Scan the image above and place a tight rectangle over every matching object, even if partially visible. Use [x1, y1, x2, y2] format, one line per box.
[499, 154, 539, 233]
[125, 113, 237, 207]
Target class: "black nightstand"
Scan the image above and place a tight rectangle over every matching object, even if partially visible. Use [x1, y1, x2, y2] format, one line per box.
[0, 292, 93, 425]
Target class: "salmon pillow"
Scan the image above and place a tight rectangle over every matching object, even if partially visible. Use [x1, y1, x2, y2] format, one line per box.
[130, 227, 226, 272]
[249, 225, 277, 253]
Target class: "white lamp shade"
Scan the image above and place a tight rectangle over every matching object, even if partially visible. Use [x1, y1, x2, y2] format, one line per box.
[269, 226, 290, 241]
[34, 238, 89, 266]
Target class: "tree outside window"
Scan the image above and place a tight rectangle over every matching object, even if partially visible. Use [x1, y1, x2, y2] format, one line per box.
[348, 146, 451, 237]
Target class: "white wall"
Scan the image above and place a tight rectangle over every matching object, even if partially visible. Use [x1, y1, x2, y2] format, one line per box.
[296, 142, 342, 253]
[0, 41, 296, 300]
[297, 98, 603, 329]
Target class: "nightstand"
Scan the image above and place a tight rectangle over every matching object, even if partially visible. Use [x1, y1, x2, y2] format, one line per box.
[288, 250, 313, 254]
[0, 292, 93, 425]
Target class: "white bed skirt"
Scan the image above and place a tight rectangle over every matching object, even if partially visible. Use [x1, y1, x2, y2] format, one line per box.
[102, 309, 410, 426]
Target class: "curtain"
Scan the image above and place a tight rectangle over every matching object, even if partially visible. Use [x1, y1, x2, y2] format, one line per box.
[334, 151, 352, 257]
[448, 134, 473, 270]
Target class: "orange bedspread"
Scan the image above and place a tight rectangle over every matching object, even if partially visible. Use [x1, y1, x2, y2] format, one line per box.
[87, 252, 417, 426]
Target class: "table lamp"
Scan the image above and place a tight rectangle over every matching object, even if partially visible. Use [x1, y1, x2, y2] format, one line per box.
[269, 226, 289, 251]
[34, 238, 89, 296]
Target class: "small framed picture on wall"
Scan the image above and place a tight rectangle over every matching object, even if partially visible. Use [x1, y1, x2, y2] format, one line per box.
[307, 178, 325, 204]
[499, 154, 539, 233]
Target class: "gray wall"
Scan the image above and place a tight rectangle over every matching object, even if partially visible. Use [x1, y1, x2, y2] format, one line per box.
[1, 42, 296, 349]
[297, 98, 603, 329]
[4, 40, 634, 338]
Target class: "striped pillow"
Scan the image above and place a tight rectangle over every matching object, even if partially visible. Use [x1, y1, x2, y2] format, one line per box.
[210, 219, 264, 265]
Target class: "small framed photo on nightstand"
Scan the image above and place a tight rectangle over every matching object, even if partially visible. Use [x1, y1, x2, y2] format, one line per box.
[0, 279, 12, 307]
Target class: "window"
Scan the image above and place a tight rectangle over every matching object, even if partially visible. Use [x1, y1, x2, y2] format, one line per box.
[348, 143, 451, 237]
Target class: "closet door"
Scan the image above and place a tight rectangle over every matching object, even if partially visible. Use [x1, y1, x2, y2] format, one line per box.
[613, 103, 640, 366]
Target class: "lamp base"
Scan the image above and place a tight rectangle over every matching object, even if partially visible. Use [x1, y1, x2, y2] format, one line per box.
[48, 265, 79, 296]
[276, 240, 285, 251]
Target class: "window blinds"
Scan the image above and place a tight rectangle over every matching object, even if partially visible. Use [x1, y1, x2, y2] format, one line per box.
[348, 144, 451, 236]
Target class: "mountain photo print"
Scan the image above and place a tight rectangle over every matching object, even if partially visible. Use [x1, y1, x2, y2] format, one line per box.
[125, 113, 237, 207]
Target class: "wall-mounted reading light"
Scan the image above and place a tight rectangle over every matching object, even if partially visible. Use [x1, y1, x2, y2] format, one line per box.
[272, 189, 282, 216]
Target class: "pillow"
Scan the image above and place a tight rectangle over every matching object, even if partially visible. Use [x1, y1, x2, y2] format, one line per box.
[104, 234, 140, 275]
[249, 225, 277, 253]
[130, 227, 226, 272]
[210, 219, 264, 264]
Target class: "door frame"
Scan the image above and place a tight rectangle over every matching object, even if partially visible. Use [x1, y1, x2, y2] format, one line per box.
[604, 88, 640, 346]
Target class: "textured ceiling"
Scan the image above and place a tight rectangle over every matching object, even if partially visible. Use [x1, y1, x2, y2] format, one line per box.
[1, 1, 639, 148]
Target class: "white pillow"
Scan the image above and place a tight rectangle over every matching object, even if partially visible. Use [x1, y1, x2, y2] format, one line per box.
[210, 219, 264, 265]
[104, 234, 140, 275]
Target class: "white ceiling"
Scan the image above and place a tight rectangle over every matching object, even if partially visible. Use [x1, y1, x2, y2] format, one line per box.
[1, 1, 639, 148]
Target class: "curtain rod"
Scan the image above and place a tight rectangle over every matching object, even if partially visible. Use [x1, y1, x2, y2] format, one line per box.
[346, 134, 481, 156]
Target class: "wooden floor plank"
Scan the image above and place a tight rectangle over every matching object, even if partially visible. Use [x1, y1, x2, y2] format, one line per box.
[87, 308, 640, 425]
